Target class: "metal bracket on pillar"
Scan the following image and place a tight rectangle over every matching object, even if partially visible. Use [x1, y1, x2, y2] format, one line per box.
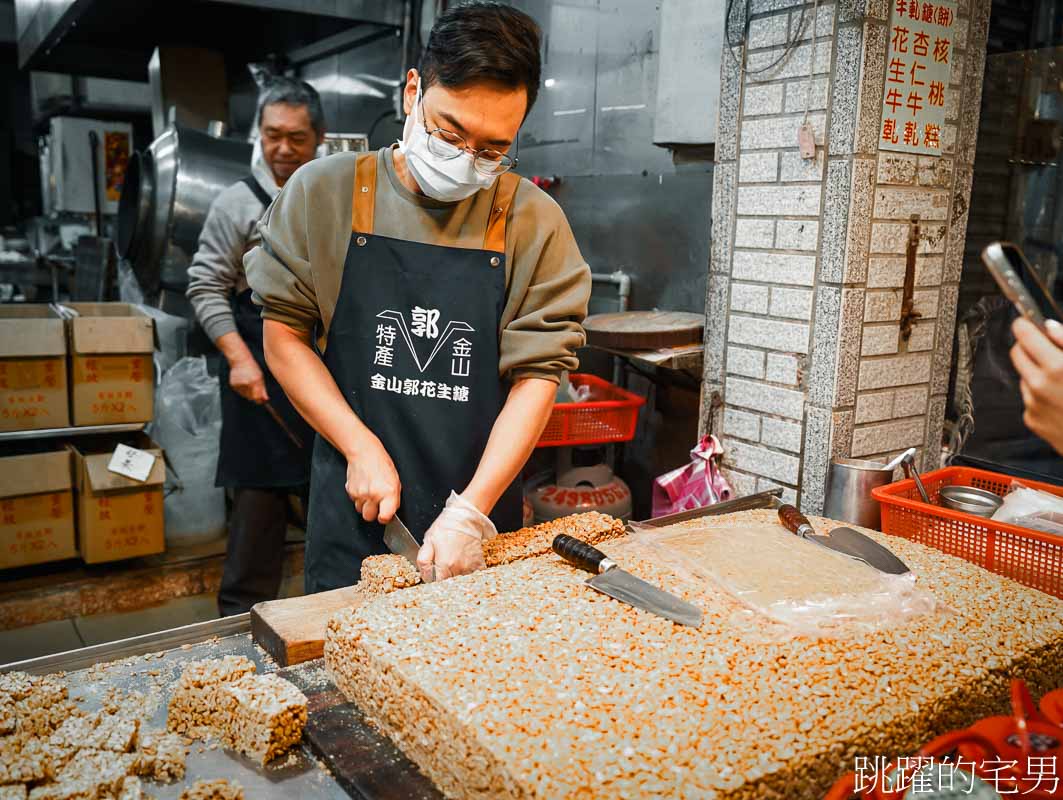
[899, 213, 922, 343]
[704, 390, 724, 436]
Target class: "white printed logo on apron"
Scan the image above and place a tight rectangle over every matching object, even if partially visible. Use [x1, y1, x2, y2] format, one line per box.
[370, 309, 475, 402]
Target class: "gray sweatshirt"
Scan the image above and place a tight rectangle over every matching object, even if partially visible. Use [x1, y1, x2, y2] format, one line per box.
[186, 148, 280, 342]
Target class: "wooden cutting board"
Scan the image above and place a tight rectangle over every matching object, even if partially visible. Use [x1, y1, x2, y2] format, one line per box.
[250, 585, 364, 667]
[584, 310, 705, 350]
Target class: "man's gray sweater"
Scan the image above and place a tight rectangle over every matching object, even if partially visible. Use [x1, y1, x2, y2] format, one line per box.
[186, 155, 280, 342]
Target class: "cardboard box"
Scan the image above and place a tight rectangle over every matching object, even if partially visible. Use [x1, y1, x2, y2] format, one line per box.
[67, 303, 155, 426]
[0, 305, 70, 432]
[73, 434, 165, 563]
[0, 449, 77, 569]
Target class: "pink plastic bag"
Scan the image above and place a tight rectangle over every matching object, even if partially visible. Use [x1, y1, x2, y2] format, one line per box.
[651, 435, 733, 518]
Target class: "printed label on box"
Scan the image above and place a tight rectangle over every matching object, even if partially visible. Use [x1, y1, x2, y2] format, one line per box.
[108, 444, 156, 482]
[81, 490, 163, 563]
[0, 492, 76, 569]
[0, 358, 67, 429]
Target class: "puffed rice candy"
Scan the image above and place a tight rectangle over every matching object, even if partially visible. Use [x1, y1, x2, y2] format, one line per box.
[133, 731, 187, 782]
[57, 750, 136, 796]
[326, 508, 1063, 800]
[117, 776, 144, 800]
[218, 674, 307, 764]
[178, 779, 244, 800]
[167, 656, 255, 738]
[0, 736, 70, 784]
[26, 782, 96, 800]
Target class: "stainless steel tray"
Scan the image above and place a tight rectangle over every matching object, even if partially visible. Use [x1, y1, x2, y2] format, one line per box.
[1, 490, 782, 798]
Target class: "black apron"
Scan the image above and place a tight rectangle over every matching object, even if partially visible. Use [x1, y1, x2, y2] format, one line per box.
[304, 155, 523, 592]
[214, 176, 314, 489]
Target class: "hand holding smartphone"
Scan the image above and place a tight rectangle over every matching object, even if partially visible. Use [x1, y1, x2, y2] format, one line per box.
[981, 242, 1062, 329]
[984, 242, 1063, 456]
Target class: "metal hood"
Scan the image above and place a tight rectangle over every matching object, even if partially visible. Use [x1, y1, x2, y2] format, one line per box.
[15, 0, 403, 79]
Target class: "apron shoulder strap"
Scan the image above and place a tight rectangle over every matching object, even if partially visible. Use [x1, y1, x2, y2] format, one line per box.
[241, 175, 273, 208]
[483, 172, 521, 254]
[352, 153, 378, 235]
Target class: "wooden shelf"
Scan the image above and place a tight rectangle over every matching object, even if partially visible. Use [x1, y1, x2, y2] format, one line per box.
[592, 343, 704, 373]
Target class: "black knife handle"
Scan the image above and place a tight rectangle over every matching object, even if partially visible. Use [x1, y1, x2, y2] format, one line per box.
[778, 504, 815, 537]
[552, 534, 611, 574]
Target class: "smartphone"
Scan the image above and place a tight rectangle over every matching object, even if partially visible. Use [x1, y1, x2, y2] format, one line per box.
[981, 242, 1063, 330]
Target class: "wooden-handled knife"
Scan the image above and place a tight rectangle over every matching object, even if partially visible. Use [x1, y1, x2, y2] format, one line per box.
[552, 534, 702, 627]
[777, 505, 910, 574]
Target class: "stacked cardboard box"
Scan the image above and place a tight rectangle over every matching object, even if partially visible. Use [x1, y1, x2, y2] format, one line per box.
[0, 449, 76, 569]
[66, 303, 154, 426]
[71, 434, 165, 564]
[0, 305, 69, 432]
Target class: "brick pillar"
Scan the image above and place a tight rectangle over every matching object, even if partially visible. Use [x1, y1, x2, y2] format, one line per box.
[702, 0, 991, 511]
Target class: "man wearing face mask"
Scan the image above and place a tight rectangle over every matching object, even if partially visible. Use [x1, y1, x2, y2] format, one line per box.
[244, 2, 590, 591]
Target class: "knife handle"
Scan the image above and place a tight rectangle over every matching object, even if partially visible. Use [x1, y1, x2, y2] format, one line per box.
[553, 534, 614, 574]
[778, 504, 815, 538]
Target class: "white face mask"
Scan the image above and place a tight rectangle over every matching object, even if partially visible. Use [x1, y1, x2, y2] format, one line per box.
[397, 79, 498, 202]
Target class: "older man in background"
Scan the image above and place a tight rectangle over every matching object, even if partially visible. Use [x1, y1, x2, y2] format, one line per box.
[186, 78, 325, 615]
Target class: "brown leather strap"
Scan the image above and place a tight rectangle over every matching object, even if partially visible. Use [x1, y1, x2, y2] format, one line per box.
[351, 154, 378, 234]
[483, 172, 521, 254]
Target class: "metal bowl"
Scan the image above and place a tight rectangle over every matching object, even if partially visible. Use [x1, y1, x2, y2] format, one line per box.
[938, 485, 1003, 518]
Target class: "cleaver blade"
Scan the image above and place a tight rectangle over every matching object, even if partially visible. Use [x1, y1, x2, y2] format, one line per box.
[383, 515, 435, 582]
[552, 534, 702, 627]
[777, 504, 910, 575]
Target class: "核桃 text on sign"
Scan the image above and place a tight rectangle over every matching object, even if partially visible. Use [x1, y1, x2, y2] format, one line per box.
[880, 0, 956, 155]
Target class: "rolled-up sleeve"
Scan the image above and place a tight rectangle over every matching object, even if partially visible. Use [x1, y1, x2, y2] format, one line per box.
[244, 170, 320, 335]
[499, 198, 591, 383]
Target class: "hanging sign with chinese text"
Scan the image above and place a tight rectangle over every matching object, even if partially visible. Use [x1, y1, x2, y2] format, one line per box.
[880, 0, 956, 155]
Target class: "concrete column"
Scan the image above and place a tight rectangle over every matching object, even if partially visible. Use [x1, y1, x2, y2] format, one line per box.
[702, 0, 991, 511]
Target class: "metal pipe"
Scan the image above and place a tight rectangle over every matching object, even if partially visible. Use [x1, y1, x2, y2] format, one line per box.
[590, 270, 632, 387]
[88, 130, 103, 236]
[591, 270, 631, 312]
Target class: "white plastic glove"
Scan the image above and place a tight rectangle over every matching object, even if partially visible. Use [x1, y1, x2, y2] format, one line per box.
[417, 491, 498, 582]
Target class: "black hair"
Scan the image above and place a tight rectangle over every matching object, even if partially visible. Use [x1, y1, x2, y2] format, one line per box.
[419, 2, 542, 113]
[257, 78, 326, 135]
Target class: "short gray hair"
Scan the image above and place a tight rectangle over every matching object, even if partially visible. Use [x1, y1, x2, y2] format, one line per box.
[257, 78, 326, 135]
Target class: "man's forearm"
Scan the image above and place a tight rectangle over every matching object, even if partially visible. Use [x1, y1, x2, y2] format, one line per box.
[262, 319, 378, 458]
[463, 377, 557, 515]
[215, 331, 255, 367]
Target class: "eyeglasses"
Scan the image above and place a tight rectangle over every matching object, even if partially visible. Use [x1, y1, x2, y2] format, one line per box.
[421, 100, 518, 176]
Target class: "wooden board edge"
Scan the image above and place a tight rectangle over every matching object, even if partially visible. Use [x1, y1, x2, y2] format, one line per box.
[250, 603, 290, 668]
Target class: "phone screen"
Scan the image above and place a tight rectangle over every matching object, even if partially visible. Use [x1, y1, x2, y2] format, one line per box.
[999, 244, 1063, 323]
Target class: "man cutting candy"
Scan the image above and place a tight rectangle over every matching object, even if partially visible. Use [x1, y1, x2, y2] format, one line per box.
[245, 2, 591, 592]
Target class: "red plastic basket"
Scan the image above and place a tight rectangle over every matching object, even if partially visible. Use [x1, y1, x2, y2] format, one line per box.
[536, 374, 645, 448]
[872, 466, 1063, 598]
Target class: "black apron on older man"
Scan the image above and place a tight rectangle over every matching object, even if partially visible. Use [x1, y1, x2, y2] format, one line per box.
[215, 175, 313, 614]
[304, 156, 523, 593]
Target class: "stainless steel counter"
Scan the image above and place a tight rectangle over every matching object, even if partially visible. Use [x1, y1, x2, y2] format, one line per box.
[2, 491, 782, 798]
[4, 616, 348, 798]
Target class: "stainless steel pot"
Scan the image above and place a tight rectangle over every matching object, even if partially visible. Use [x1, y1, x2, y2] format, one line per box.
[938, 485, 1003, 517]
[823, 456, 900, 529]
[117, 125, 252, 304]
